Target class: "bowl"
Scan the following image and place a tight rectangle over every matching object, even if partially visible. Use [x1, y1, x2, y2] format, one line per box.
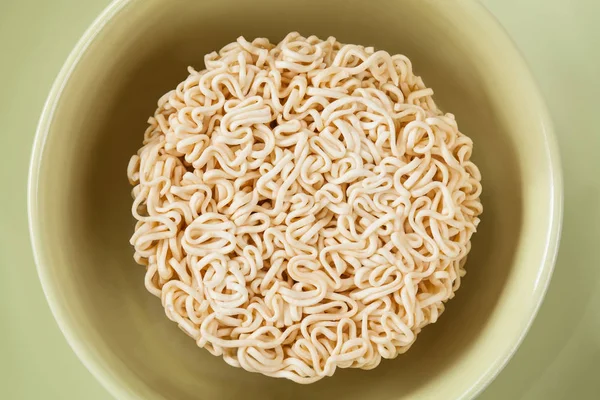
[28, 0, 562, 399]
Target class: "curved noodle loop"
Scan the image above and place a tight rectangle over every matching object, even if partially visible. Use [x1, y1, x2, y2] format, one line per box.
[128, 32, 482, 383]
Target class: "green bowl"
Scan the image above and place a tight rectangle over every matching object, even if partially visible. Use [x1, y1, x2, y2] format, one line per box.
[28, 0, 562, 399]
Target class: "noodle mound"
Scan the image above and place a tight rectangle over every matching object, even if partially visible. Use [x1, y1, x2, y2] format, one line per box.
[127, 32, 482, 383]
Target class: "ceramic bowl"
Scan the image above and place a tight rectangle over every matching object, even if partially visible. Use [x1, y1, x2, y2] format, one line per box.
[28, 0, 562, 399]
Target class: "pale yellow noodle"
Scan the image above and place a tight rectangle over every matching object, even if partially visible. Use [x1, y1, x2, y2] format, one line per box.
[128, 32, 482, 384]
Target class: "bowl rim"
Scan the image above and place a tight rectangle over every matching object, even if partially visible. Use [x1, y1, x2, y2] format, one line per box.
[27, 0, 564, 399]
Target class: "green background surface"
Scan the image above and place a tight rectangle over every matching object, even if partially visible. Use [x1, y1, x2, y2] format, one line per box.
[1, 0, 598, 399]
